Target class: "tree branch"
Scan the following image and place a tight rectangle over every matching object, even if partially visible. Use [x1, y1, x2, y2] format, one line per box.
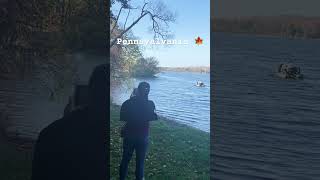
[110, 1, 175, 47]
[111, 6, 123, 35]
[123, 9, 130, 29]
[110, 12, 148, 47]
[141, 2, 148, 15]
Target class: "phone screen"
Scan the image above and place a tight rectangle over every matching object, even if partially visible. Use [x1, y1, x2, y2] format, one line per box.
[110, 0, 210, 179]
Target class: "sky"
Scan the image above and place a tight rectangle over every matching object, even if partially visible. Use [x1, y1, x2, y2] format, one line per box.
[112, 0, 210, 67]
[213, 0, 320, 17]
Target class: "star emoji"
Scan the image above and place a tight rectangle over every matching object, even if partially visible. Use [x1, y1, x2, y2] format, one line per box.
[195, 36, 203, 45]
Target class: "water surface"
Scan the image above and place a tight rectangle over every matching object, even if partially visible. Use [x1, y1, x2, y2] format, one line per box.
[112, 71, 210, 132]
[212, 33, 320, 180]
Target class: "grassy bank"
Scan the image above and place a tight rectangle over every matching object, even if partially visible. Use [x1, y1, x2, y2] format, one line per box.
[110, 105, 210, 180]
[0, 104, 209, 180]
[0, 135, 32, 180]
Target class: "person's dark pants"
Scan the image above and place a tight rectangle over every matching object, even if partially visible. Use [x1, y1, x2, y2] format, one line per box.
[119, 137, 148, 180]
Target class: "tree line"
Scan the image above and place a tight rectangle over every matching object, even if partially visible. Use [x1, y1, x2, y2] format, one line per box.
[0, 0, 106, 99]
[110, 0, 175, 85]
[212, 16, 320, 39]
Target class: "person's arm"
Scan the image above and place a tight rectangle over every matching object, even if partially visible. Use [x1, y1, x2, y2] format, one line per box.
[149, 101, 158, 121]
[120, 101, 129, 121]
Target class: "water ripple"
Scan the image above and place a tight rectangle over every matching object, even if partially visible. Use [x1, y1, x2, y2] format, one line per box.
[212, 33, 320, 179]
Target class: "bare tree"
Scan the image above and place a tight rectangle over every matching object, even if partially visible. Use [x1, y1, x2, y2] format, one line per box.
[110, 0, 175, 47]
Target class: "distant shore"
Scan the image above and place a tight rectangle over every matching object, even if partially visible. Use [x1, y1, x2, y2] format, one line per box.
[212, 15, 320, 39]
[213, 31, 320, 41]
[160, 66, 210, 73]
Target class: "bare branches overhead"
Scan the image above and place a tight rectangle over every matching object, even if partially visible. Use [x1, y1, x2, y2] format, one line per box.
[110, 0, 176, 47]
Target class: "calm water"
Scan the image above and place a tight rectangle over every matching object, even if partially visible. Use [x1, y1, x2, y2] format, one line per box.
[212, 33, 320, 179]
[111, 71, 210, 132]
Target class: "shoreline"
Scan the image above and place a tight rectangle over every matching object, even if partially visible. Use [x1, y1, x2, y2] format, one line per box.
[158, 114, 210, 133]
[111, 103, 209, 133]
[160, 67, 210, 73]
[213, 31, 320, 41]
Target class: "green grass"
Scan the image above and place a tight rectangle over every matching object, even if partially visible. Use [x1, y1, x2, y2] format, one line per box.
[0, 105, 209, 180]
[0, 135, 33, 180]
[110, 105, 210, 180]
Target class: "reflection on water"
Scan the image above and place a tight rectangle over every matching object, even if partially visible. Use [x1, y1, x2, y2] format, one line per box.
[111, 71, 210, 132]
[212, 33, 320, 179]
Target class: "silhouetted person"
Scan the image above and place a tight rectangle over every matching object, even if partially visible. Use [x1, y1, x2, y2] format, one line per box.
[119, 82, 158, 180]
[32, 64, 109, 180]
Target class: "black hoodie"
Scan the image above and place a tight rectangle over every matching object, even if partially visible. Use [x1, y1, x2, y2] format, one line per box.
[31, 64, 109, 180]
[120, 95, 158, 138]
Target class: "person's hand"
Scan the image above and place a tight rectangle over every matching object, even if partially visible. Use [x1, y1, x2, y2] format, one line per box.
[152, 109, 158, 121]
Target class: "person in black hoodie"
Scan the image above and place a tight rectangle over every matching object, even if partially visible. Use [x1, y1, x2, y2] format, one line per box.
[119, 82, 158, 180]
[31, 64, 109, 180]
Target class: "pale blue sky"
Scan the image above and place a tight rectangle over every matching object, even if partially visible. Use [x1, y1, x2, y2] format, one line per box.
[111, 0, 210, 67]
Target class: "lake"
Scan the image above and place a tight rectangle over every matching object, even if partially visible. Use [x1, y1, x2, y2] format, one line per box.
[111, 71, 210, 132]
[212, 33, 320, 179]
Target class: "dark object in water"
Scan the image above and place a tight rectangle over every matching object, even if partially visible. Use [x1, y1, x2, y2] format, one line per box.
[196, 81, 206, 87]
[276, 63, 303, 80]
